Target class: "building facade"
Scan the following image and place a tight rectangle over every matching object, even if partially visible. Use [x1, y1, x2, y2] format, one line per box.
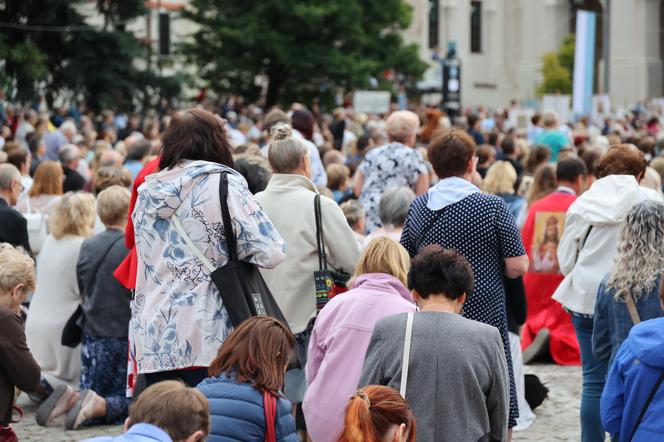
[404, 0, 664, 108]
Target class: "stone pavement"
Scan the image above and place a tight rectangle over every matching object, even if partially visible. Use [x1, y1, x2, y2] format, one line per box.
[14, 363, 584, 441]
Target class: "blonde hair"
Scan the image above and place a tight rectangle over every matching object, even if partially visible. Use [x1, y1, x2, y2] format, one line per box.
[49, 192, 97, 240]
[97, 185, 131, 226]
[127, 381, 210, 440]
[327, 163, 350, 191]
[386, 111, 420, 144]
[483, 161, 517, 195]
[0, 243, 36, 294]
[351, 237, 411, 287]
[29, 161, 64, 197]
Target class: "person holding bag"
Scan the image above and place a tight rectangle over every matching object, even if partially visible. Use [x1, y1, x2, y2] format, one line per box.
[256, 123, 360, 404]
[196, 316, 298, 442]
[359, 245, 509, 442]
[131, 108, 286, 388]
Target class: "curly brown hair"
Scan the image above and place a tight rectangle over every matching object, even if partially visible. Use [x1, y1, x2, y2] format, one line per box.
[596, 144, 646, 179]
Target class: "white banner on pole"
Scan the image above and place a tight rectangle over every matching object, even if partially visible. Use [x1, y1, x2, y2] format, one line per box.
[542, 95, 571, 124]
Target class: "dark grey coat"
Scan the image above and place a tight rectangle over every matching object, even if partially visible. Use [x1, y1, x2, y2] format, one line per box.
[358, 312, 509, 442]
[76, 228, 131, 338]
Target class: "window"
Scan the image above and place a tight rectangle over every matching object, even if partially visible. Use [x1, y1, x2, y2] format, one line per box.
[470, 1, 482, 53]
[429, 0, 439, 49]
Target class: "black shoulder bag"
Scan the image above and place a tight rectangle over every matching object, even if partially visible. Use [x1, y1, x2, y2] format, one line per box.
[627, 369, 664, 441]
[313, 194, 351, 312]
[172, 171, 288, 329]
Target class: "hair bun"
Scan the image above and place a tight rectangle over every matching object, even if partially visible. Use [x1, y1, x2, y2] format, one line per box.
[271, 122, 293, 141]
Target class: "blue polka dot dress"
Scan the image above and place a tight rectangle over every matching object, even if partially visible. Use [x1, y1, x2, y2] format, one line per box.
[401, 192, 526, 427]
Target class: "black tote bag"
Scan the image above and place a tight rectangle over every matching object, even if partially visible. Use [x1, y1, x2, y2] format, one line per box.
[173, 171, 288, 329]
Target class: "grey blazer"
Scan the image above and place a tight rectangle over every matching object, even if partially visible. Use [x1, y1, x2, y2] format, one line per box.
[359, 311, 509, 442]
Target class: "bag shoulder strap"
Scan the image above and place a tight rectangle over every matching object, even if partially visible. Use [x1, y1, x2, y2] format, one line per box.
[416, 209, 446, 251]
[400, 312, 414, 398]
[314, 194, 327, 270]
[574, 225, 594, 266]
[625, 295, 641, 325]
[628, 369, 664, 441]
[219, 171, 238, 261]
[172, 216, 216, 273]
[80, 234, 124, 302]
[263, 390, 277, 442]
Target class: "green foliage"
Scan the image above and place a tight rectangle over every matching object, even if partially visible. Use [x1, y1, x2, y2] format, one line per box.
[537, 34, 575, 96]
[0, 0, 178, 111]
[182, 0, 427, 107]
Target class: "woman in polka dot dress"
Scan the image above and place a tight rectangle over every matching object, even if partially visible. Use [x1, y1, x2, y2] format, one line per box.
[401, 129, 529, 431]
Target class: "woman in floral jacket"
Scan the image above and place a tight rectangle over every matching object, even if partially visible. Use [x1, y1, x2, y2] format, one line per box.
[132, 108, 286, 387]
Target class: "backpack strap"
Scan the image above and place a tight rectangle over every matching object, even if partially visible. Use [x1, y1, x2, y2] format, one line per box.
[628, 369, 664, 441]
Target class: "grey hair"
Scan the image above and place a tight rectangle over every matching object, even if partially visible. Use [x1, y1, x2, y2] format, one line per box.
[0, 163, 20, 190]
[607, 200, 664, 301]
[59, 144, 80, 164]
[267, 123, 308, 173]
[59, 120, 77, 136]
[379, 186, 415, 228]
[340, 199, 366, 229]
[385, 110, 420, 144]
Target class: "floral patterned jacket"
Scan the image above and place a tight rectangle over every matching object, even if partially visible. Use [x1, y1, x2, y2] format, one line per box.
[131, 161, 286, 373]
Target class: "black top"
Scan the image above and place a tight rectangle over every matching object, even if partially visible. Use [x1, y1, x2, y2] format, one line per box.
[0, 196, 32, 254]
[63, 166, 86, 193]
[77, 229, 132, 337]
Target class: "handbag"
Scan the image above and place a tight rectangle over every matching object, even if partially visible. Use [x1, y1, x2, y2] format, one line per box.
[262, 390, 277, 442]
[61, 235, 124, 347]
[23, 197, 54, 254]
[313, 194, 350, 312]
[0, 406, 23, 442]
[172, 171, 288, 329]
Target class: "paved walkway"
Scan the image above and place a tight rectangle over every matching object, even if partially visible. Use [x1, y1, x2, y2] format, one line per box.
[14, 363, 584, 441]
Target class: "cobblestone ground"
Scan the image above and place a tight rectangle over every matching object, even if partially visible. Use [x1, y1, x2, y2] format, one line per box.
[15, 363, 583, 441]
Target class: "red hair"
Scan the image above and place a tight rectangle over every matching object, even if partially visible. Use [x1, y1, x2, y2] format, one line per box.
[338, 385, 416, 442]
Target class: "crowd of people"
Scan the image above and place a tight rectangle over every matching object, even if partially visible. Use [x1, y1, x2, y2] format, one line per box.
[1, 96, 664, 442]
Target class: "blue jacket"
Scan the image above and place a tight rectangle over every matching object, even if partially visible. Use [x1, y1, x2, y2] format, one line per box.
[83, 423, 172, 442]
[197, 373, 298, 442]
[592, 276, 664, 365]
[601, 317, 664, 441]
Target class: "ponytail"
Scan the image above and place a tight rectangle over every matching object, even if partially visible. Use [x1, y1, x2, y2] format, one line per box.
[338, 386, 416, 442]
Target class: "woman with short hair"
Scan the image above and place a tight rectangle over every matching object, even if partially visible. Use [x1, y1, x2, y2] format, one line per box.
[197, 316, 298, 441]
[26, 193, 97, 400]
[304, 237, 416, 442]
[365, 186, 416, 244]
[359, 245, 509, 442]
[132, 108, 286, 387]
[592, 200, 664, 365]
[400, 128, 527, 432]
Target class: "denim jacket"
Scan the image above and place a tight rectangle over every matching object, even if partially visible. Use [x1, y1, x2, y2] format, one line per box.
[592, 275, 664, 365]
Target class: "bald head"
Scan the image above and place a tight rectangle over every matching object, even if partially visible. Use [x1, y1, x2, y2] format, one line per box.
[99, 149, 125, 169]
[386, 110, 420, 146]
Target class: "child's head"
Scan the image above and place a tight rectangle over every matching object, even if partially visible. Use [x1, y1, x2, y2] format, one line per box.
[126, 381, 209, 442]
[326, 163, 350, 192]
[340, 200, 366, 234]
[0, 243, 36, 312]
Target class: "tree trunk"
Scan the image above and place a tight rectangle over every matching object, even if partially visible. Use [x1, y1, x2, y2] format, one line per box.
[265, 75, 283, 109]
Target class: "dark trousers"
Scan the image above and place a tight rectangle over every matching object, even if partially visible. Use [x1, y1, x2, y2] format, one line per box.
[144, 368, 208, 388]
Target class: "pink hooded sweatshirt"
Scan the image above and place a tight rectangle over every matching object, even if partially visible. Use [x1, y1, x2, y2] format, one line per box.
[303, 273, 416, 442]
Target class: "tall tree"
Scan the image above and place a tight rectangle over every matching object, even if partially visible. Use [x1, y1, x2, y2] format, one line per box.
[182, 0, 427, 107]
[0, 0, 180, 111]
[537, 34, 575, 96]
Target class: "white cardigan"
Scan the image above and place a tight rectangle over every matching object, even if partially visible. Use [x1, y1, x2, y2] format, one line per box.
[256, 174, 361, 333]
[26, 235, 85, 389]
[553, 175, 662, 315]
